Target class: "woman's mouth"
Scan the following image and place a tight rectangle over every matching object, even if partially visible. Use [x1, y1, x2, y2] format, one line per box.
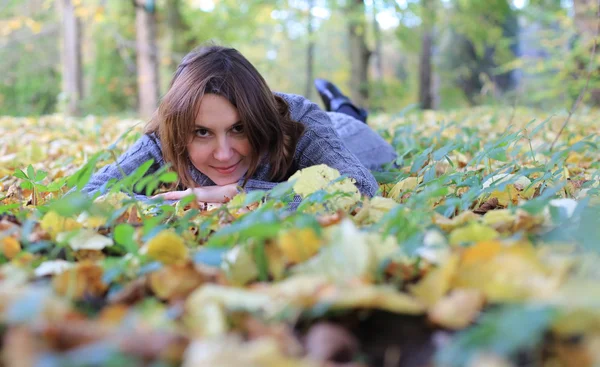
[212, 161, 239, 175]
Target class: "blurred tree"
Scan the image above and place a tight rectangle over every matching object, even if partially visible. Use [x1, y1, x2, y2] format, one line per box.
[305, 0, 316, 100]
[572, 0, 600, 105]
[0, 0, 61, 116]
[372, 0, 383, 81]
[84, 0, 138, 114]
[166, 0, 190, 59]
[57, 0, 83, 116]
[134, 0, 159, 119]
[347, 0, 371, 108]
[438, 0, 519, 105]
[418, 0, 435, 109]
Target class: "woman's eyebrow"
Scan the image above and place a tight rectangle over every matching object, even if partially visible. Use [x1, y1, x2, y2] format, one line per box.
[194, 121, 241, 128]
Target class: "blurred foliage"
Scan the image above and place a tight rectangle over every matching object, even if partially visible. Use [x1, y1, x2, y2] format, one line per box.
[0, 0, 599, 115]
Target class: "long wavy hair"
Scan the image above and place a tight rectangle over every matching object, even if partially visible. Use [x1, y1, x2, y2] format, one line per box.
[145, 44, 305, 188]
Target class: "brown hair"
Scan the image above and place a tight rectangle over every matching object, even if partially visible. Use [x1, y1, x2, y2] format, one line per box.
[145, 43, 305, 188]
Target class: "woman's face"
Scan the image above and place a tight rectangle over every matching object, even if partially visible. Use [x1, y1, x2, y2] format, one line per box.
[187, 94, 252, 185]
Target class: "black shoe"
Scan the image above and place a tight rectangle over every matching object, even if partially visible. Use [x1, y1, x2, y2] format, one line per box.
[314, 78, 369, 123]
[314, 78, 349, 111]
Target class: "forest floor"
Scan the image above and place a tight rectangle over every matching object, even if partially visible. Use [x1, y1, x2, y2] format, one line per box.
[1, 106, 600, 366]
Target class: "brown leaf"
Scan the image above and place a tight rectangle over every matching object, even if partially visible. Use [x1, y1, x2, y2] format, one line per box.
[52, 260, 108, 300]
[118, 332, 189, 363]
[317, 211, 344, 227]
[108, 276, 149, 305]
[148, 262, 205, 302]
[473, 197, 499, 215]
[127, 205, 141, 224]
[38, 320, 110, 351]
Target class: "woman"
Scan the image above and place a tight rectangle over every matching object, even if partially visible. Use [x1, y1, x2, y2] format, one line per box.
[81, 44, 397, 206]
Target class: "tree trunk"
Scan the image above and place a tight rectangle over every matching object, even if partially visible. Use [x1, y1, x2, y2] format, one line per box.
[305, 0, 315, 100]
[573, 0, 600, 104]
[574, 0, 597, 44]
[372, 0, 383, 81]
[135, 0, 160, 119]
[166, 0, 191, 66]
[58, 0, 82, 116]
[348, 0, 371, 108]
[418, 0, 435, 110]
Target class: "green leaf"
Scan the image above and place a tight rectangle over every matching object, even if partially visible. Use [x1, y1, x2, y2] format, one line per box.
[20, 181, 33, 190]
[530, 116, 553, 137]
[46, 180, 65, 192]
[242, 190, 267, 207]
[433, 143, 457, 161]
[114, 223, 138, 254]
[159, 172, 178, 183]
[26, 165, 35, 180]
[46, 192, 94, 217]
[34, 170, 48, 182]
[13, 169, 28, 180]
[67, 151, 106, 189]
[253, 241, 269, 282]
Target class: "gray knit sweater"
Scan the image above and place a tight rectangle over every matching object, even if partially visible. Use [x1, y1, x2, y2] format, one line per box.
[81, 92, 381, 204]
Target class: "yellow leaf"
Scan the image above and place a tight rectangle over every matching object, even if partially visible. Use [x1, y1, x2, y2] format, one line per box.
[448, 222, 500, 246]
[433, 211, 479, 232]
[429, 288, 485, 329]
[56, 229, 113, 251]
[183, 336, 318, 367]
[320, 281, 425, 314]
[149, 262, 205, 301]
[288, 164, 360, 211]
[277, 228, 322, 264]
[40, 211, 81, 239]
[453, 242, 557, 302]
[482, 209, 517, 232]
[222, 245, 261, 286]
[409, 254, 459, 306]
[290, 219, 374, 280]
[460, 240, 504, 266]
[2, 237, 21, 259]
[389, 176, 422, 201]
[353, 196, 398, 225]
[52, 261, 107, 300]
[145, 230, 188, 265]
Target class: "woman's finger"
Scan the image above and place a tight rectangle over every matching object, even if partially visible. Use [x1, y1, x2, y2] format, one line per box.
[154, 188, 192, 200]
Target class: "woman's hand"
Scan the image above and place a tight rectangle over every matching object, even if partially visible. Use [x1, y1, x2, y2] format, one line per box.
[154, 183, 240, 203]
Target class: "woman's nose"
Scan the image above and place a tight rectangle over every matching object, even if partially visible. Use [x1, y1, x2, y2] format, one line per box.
[213, 137, 234, 161]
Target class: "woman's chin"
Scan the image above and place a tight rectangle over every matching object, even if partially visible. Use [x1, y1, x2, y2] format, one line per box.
[209, 174, 243, 186]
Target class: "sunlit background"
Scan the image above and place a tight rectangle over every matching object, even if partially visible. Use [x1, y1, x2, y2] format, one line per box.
[0, 0, 596, 117]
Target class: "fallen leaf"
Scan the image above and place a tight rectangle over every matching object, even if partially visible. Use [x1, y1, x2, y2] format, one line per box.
[144, 230, 189, 265]
[52, 260, 108, 300]
[448, 222, 500, 246]
[149, 262, 205, 302]
[429, 289, 485, 329]
[289, 164, 360, 211]
[2, 236, 21, 259]
[277, 227, 323, 264]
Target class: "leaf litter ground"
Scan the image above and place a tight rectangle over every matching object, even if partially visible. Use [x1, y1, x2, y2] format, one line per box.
[1, 107, 600, 367]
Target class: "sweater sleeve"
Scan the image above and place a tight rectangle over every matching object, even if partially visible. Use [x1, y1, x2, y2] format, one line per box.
[79, 133, 165, 202]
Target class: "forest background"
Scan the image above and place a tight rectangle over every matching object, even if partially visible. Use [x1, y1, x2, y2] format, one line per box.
[2, 0, 599, 119]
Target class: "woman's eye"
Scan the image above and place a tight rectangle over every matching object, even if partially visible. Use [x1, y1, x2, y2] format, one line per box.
[195, 128, 209, 137]
[232, 124, 244, 134]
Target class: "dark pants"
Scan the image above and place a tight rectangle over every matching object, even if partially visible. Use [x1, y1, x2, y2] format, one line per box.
[336, 104, 367, 123]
